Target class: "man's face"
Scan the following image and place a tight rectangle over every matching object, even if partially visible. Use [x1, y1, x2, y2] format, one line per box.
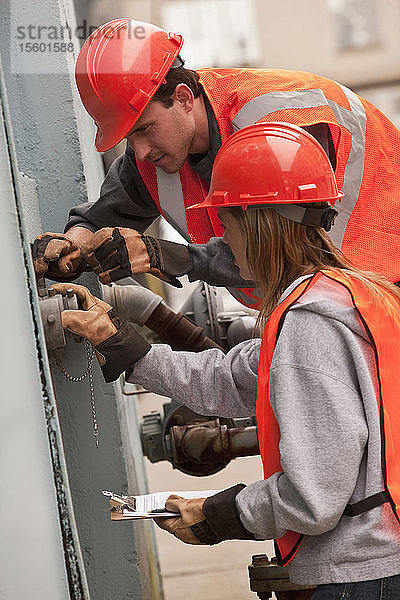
[126, 95, 195, 174]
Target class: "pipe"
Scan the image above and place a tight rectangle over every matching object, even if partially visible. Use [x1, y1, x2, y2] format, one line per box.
[168, 421, 259, 466]
[102, 283, 224, 352]
[101, 282, 163, 327]
[145, 303, 223, 352]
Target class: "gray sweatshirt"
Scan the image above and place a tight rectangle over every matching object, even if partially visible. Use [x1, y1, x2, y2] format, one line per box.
[128, 274, 400, 585]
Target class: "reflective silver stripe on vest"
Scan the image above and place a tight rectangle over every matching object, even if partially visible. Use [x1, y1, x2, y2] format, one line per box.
[327, 84, 367, 247]
[155, 167, 190, 242]
[232, 86, 367, 248]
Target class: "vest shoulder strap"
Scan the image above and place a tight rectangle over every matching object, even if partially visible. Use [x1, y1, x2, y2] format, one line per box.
[344, 490, 392, 517]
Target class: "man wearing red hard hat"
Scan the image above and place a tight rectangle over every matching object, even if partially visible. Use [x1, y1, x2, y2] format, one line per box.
[32, 18, 400, 306]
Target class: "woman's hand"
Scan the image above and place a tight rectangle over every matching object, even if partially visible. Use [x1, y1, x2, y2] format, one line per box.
[51, 283, 117, 345]
[155, 486, 255, 545]
[51, 283, 151, 382]
[155, 495, 214, 545]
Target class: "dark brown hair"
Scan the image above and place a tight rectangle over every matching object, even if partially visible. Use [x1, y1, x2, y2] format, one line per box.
[153, 66, 202, 107]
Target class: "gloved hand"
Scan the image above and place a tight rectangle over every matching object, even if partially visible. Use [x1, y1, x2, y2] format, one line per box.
[155, 496, 220, 545]
[32, 233, 87, 281]
[51, 283, 151, 382]
[155, 485, 255, 545]
[85, 227, 192, 287]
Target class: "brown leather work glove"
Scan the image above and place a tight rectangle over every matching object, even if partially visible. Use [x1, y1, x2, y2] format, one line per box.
[51, 283, 150, 382]
[85, 227, 191, 287]
[155, 496, 220, 545]
[155, 485, 255, 546]
[32, 233, 87, 281]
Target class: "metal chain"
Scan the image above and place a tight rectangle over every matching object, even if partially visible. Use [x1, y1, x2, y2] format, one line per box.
[55, 341, 94, 381]
[87, 344, 99, 448]
[54, 341, 99, 447]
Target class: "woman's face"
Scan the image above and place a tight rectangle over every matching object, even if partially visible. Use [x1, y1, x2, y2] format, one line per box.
[218, 208, 253, 280]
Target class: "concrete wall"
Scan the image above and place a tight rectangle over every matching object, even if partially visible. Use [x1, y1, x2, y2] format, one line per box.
[0, 0, 160, 597]
[0, 54, 73, 600]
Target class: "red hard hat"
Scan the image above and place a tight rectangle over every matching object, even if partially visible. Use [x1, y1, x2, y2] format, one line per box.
[75, 19, 184, 152]
[189, 122, 343, 229]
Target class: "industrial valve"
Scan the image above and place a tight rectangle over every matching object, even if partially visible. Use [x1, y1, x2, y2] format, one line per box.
[248, 555, 316, 599]
[37, 283, 81, 350]
[140, 400, 259, 476]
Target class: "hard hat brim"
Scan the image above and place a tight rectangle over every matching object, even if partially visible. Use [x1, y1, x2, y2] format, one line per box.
[188, 191, 345, 211]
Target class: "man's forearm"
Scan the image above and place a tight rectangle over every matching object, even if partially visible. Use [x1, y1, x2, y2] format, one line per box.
[187, 237, 255, 287]
[63, 229, 255, 289]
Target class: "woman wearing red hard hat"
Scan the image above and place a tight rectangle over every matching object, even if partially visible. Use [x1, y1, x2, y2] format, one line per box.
[54, 122, 400, 599]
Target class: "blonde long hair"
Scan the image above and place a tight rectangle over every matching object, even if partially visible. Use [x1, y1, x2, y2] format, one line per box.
[230, 203, 400, 330]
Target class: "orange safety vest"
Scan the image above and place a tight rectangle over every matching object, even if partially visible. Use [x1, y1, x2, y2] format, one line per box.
[256, 269, 400, 566]
[135, 68, 400, 302]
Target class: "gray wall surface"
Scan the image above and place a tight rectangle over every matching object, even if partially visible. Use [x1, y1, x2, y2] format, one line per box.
[0, 0, 159, 597]
[0, 56, 73, 600]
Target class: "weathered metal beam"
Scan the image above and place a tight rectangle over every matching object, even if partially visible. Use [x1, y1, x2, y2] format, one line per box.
[0, 0, 161, 596]
[0, 53, 85, 600]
